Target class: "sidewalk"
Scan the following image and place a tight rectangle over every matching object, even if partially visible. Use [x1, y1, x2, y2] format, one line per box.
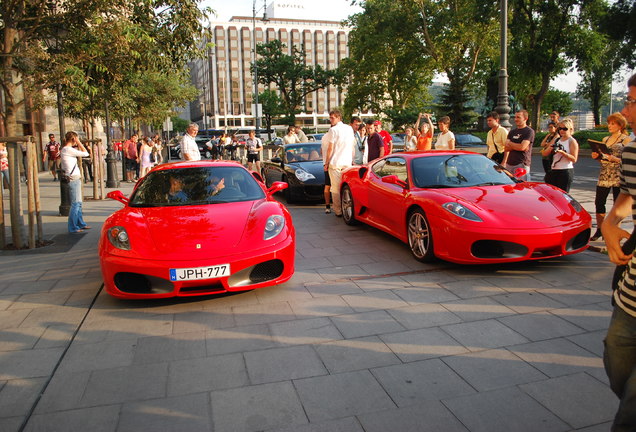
[0, 171, 623, 432]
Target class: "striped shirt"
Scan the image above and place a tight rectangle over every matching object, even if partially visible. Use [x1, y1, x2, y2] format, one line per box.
[616, 134, 636, 317]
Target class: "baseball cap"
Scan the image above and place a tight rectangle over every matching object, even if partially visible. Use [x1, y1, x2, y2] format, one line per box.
[373, 120, 382, 126]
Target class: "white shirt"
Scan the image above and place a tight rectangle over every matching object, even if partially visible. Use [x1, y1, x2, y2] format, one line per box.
[61, 146, 89, 179]
[182, 134, 200, 161]
[435, 131, 455, 150]
[552, 138, 574, 170]
[322, 121, 355, 168]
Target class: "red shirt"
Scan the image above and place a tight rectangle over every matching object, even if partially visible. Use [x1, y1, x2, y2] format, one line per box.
[45, 141, 61, 159]
[379, 130, 392, 154]
[125, 139, 138, 159]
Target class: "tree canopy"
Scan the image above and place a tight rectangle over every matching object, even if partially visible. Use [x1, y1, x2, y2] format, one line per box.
[253, 40, 342, 124]
[1, 0, 211, 137]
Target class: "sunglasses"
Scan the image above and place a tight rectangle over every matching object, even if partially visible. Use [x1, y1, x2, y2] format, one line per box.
[558, 127, 569, 131]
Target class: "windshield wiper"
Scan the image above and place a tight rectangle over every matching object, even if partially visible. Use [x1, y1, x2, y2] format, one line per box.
[474, 182, 505, 186]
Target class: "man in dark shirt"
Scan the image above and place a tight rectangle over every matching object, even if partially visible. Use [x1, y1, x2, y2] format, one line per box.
[366, 119, 385, 162]
[43, 134, 61, 181]
[504, 110, 535, 181]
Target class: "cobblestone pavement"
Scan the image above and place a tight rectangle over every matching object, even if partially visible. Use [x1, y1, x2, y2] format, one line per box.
[0, 169, 627, 432]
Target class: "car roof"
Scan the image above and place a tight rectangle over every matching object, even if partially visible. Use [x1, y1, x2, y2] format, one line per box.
[381, 150, 482, 160]
[149, 160, 246, 172]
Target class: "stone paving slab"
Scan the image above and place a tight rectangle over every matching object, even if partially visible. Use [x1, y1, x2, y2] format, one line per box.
[0, 172, 626, 431]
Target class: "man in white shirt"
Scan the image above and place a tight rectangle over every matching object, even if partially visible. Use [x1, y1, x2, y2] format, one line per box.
[322, 109, 355, 217]
[182, 123, 201, 161]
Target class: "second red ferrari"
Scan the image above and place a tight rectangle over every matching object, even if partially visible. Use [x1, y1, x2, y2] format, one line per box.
[340, 151, 591, 264]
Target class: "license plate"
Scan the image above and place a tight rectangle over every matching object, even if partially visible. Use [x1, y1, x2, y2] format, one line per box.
[169, 264, 230, 281]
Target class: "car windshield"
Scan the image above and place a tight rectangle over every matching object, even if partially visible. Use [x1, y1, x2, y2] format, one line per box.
[129, 166, 265, 207]
[285, 144, 322, 162]
[411, 154, 518, 188]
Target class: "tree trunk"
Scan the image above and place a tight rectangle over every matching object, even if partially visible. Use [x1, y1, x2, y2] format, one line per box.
[530, 73, 551, 132]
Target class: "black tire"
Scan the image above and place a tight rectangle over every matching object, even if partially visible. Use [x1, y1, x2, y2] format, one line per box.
[341, 185, 358, 225]
[407, 208, 435, 262]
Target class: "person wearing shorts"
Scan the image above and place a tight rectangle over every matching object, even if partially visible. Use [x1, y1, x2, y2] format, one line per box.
[245, 130, 263, 173]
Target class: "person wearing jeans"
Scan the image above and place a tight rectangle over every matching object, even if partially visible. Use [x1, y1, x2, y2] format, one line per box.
[61, 131, 91, 233]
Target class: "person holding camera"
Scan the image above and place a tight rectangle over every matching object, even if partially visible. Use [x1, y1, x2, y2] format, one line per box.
[61, 131, 91, 233]
[541, 118, 578, 192]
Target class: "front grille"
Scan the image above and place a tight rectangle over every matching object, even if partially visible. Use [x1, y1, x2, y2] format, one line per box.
[471, 240, 528, 259]
[114, 272, 173, 294]
[249, 259, 284, 283]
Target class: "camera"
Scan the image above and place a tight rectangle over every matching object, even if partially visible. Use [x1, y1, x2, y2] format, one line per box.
[553, 142, 564, 152]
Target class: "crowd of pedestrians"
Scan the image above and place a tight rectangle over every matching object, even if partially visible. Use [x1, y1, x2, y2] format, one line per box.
[123, 132, 164, 182]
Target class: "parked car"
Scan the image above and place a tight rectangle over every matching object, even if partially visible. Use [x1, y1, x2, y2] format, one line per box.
[100, 161, 295, 298]
[453, 133, 488, 154]
[339, 151, 591, 264]
[262, 143, 325, 203]
[306, 133, 325, 142]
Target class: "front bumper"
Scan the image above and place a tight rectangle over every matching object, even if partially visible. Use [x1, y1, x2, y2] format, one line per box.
[433, 219, 591, 264]
[100, 235, 295, 299]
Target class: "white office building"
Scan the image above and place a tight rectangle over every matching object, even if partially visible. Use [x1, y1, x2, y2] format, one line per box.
[189, 1, 351, 131]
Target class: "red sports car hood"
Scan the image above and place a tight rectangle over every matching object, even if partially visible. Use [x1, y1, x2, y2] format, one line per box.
[432, 183, 583, 228]
[134, 201, 257, 257]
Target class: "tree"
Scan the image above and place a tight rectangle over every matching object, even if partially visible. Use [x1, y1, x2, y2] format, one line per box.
[343, 0, 433, 119]
[603, 0, 636, 68]
[1, 0, 210, 138]
[507, 0, 607, 129]
[571, 0, 615, 126]
[253, 40, 342, 123]
[414, 0, 499, 126]
[259, 89, 285, 141]
[542, 88, 573, 117]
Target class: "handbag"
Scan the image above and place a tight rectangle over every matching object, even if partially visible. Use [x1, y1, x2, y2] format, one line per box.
[150, 152, 156, 163]
[491, 151, 504, 164]
[61, 163, 77, 183]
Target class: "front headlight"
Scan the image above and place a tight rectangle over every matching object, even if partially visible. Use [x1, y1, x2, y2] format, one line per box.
[295, 168, 315, 182]
[442, 202, 482, 222]
[264, 215, 285, 240]
[107, 226, 131, 250]
[563, 192, 583, 212]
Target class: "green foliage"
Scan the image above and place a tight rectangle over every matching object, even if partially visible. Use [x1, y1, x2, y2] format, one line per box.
[507, 0, 610, 129]
[259, 89, 285, 136]
[0, 0, 211, 135]
[254, 40, 342, 123]
[171, 116, 190, 133]
[602, 0, 636, 68]
[344, 0, 498, 126]
[343, 0, 434, 116]
[438, 82, 474, 126]
[542, 88, 573, 117]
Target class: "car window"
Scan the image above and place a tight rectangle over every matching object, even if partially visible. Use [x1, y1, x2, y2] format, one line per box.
[372, 157, 408, 182]
[285, 145, 322, 162]
[411, 154, 517, 188]
[129, 166, 265, 207]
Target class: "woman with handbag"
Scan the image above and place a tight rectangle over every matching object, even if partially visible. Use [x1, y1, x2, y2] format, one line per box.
[539, 121, 559, 174]
[542, 118, 579, 193]
[590, 112, 630, 241]
[61, 131, 91, 233]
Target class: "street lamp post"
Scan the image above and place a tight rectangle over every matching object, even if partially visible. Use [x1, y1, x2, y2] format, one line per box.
[202, 85, 208, 133]
[495, 0, 512, 128]
[45, 0, 70, 215]
[252, 0, 268, 133]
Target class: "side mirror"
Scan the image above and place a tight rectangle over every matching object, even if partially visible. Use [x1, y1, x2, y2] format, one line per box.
[514, 167, 527, 179]
[268, 181, 288, 195]
[382, 175, 408, 189]
[107, 190, 129, 205]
